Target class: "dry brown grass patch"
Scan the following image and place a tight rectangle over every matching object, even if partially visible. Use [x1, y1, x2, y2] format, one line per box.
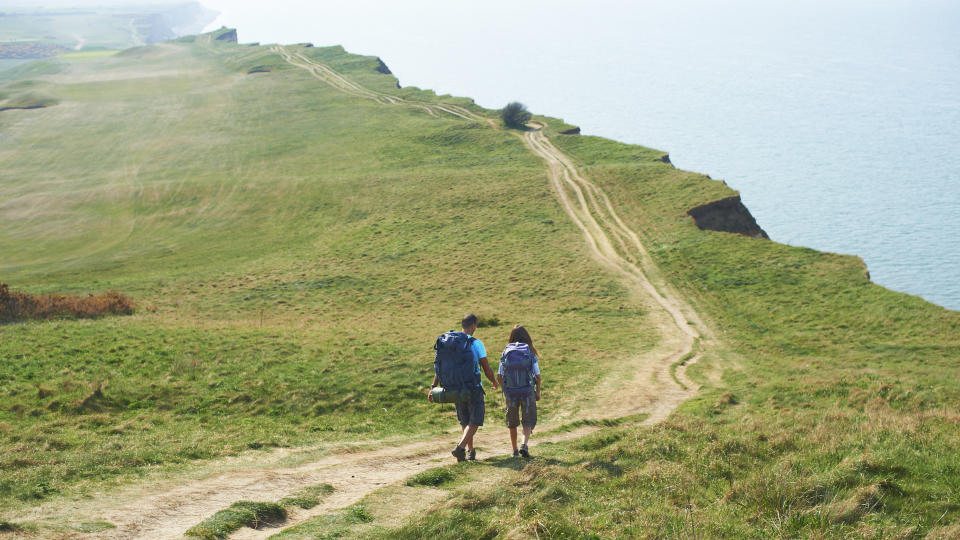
[0, 282, 134, 323]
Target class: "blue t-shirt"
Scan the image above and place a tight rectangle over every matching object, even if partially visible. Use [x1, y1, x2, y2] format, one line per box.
[468, 336, 486, 380]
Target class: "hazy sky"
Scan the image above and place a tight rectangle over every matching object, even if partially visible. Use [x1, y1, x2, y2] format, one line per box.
[194, 0, 958, 110]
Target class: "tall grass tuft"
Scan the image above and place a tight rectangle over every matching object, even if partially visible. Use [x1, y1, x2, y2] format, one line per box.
[0, 283, 134, 323]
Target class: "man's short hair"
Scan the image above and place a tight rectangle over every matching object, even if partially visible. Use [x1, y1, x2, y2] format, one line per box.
[461, 313, 478, 330]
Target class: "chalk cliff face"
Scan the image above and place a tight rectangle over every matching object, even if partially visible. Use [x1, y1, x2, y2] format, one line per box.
[687, 195, 769, 239]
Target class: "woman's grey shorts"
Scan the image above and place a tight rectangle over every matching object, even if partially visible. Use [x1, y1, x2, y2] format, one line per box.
[505, 394, 537, 429]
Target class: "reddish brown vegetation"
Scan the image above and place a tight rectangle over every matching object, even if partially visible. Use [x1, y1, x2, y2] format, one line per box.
[0, 282, 134, 323]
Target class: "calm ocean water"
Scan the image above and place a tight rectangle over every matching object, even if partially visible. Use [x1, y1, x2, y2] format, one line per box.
[202, 0, 960, 311]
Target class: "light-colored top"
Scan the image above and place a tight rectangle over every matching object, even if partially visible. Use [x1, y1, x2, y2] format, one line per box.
[497, 353, 541, 376]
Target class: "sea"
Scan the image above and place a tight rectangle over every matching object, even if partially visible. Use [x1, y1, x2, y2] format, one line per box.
[201, 0, 960, 311]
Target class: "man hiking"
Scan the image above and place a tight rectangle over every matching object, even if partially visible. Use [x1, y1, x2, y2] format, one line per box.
[428, 313, 499, 462]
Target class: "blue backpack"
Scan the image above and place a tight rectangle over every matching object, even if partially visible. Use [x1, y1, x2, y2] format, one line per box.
[500, 342, 535, 400]
[434, 331, 480, 392]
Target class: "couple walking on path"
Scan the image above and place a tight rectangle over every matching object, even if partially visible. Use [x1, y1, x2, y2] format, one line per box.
[428, 313, 542, 461]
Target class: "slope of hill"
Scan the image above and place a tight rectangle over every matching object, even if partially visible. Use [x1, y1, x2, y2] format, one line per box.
[1, 29, 686, 532]
[1, 28, 957, 538]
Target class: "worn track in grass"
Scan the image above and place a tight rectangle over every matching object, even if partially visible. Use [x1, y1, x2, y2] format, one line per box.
[24, 45, 711, 539]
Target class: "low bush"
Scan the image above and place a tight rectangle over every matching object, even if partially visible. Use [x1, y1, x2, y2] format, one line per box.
[0, 283, 134, 323]
[475, 314, 501, 328]
[500, 101, 531, 128]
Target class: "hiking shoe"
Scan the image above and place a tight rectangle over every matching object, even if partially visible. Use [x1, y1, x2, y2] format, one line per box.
[452, 446, 466, 462]
[512, 448, 520, 457]
[468, 449, 477, 461]
[519, 444, 530, 458]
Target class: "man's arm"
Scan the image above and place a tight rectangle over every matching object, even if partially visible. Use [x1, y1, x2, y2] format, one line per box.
[427, 374, 439, 402]
[479, 357, 498, 390]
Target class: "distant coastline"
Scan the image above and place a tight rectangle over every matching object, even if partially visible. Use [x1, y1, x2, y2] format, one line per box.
[0, 2, 218, 58]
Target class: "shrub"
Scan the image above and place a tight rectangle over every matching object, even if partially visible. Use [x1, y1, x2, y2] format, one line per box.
[476, 314, 501, 328]
[500, 101, 532, 128]
[0, 283, 135, 323]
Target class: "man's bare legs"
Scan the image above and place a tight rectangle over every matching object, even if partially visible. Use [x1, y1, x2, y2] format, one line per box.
[459, 424, 478, 451]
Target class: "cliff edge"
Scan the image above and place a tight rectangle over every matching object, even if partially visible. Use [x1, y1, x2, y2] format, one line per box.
[687, 195, 769, 239]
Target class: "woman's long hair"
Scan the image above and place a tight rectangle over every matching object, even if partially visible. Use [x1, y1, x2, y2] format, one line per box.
[508, 324, 538, 358]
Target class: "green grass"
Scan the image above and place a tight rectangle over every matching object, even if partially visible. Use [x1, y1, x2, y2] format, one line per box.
[372, 120, 960, 538]
[1, 26, 958, 537]
[59, 50, 120, 63]
[543, 413, 649, 435]
[186, 484, 333, 539]
[0, 91, 57, 110]
[407, 467, 457, 487]
[271, 505, 373, 539]
[280, 483, 335, 509]
[186, 501, 286, 540]
[0, 31, 657, 514]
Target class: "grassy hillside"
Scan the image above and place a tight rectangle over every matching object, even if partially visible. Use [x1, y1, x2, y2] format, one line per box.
[375, 127, 960, 536]
[2, 28, 958, 538]
[0, 33, 659, 516]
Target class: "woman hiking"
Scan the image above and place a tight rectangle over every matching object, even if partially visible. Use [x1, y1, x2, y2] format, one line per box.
[497, 324, 542, 458]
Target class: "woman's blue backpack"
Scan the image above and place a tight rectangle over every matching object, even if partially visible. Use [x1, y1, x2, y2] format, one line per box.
[500, 342, 535, 400]
[434, 331, 480, 391]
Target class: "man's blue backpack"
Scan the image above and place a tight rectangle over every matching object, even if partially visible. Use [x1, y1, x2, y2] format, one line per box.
[434, 331, 480, 394]
[500, 342, 535, 400]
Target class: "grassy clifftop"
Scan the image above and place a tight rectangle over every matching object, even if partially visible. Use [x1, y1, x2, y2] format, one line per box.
[388, 128, 960, 539]
[1, 29, 958, 537]
[0, 31, 658, 515]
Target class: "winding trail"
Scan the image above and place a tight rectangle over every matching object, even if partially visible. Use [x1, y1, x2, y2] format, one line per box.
[273, 47, 485, 123]
[26, 45, 711, 539]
